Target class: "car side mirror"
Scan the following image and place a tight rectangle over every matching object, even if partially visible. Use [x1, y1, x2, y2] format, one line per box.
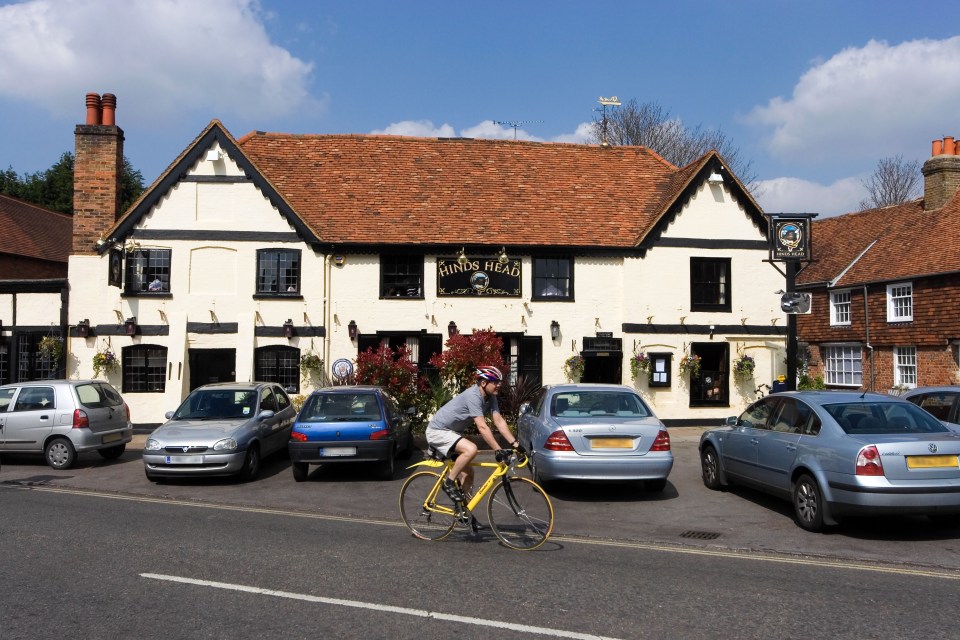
[165, 411, 174, 420]
[258, 410, 276, 420]
[724, 416, 739, 427]
[519, 403, 531, 416]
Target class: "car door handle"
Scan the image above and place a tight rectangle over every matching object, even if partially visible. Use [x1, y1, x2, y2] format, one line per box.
[751, 438, 759, 445]
[786, 444, 797, 452]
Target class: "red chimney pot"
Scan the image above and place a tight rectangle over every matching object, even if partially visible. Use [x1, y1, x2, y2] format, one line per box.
[933, 139, 944, 156]
[944, 136, 956, 155]
[101, 93, 117, 126]
[85, 92, 102, 125]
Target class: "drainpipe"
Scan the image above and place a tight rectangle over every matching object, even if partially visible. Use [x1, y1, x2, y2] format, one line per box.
[323, 251, 333, 377]
[863, 285, 874, 391]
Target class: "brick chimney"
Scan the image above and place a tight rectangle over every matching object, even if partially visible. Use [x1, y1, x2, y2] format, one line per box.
[73, 92, 124, 254]
[922, 136, 960, 210]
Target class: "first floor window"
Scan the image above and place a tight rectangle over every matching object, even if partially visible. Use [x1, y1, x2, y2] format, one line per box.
[824, 344, 862, 387]
[532, 257, 573, 300]
[887, 282, 913, 322]
[690, 257, 731, 312]
[255, 345, 301, 393]
[831, 290, 851, 325]
[257, 249, 301, 295]
[381, 255, 423, 298]
[894, 346, 917, 389]
[126, 248, 171, 294]
[123, 345, 167, 393]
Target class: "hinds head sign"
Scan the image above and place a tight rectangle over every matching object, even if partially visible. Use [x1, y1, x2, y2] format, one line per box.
[437, 257, 521, 297]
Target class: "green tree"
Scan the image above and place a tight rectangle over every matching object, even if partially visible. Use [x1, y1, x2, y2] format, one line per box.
[0, 153, 144, 214]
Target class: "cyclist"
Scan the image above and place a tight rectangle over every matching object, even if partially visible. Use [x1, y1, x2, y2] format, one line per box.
[425, 366, 521, 509]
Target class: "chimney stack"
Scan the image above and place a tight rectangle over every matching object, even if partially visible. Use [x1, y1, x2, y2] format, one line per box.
[922, 135, 960, 211]
[73, 92, 124, 254]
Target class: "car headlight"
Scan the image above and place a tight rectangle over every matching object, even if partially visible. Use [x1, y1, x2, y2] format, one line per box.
[213, 438, 238, 451]
[144, 439, 161, 451]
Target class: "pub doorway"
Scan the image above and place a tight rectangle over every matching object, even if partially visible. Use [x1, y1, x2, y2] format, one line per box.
[580, 336, 623, 384]
[689, 342, 729, 406]
[188, 348, 236, 391]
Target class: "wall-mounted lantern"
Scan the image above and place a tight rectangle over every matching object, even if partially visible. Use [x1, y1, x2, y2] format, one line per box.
[550, 320, 560, 340]
[283, 319, 295, 339]
[124, 317, 137, 337]
[77, 319, 91, 338]
[347, 320, 358, 340]
[448, 321, 458, 338]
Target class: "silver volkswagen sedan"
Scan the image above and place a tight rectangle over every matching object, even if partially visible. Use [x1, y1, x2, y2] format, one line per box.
[142, 382, 296, 482]
[517, 384, 673, 491]
[699, 391, 960, 531]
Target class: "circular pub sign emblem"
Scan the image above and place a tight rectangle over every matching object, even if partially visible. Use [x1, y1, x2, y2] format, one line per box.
[332, 358, 354, 381]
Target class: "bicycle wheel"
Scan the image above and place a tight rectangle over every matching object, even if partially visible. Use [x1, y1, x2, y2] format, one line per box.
[487, 476, 554, 550]
[399, 471, 457, 541]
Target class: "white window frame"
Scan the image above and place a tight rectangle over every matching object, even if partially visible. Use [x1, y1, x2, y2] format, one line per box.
[894, 346, 917, 389]
[823, 343, 863, 387]
[830, 289, 852, 326]
[886, 282, 913, 322]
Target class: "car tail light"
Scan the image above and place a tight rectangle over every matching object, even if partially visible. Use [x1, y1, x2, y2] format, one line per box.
[289, 430, 308, 442]
[856, 445, 884, 476]
[650, 430, 671, 451]
[544, 430, 574, 451]
[370, 429, 390, 440]
[72, 409, 89, 429]
[124, 403, 131, 422]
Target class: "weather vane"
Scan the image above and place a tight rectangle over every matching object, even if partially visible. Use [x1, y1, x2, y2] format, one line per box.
[492, 119, 544, 140]
[595, 96, 621, 147]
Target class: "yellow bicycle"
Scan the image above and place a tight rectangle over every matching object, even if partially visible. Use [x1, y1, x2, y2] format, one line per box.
[399, 449, 554, 550]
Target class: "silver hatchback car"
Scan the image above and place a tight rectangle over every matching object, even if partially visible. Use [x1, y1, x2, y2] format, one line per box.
[0, 379, 132, 469]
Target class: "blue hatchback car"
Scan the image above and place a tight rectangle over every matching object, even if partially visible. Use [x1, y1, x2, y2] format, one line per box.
[288, 386, 415, 481]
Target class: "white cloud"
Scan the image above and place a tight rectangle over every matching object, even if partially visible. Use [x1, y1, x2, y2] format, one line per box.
[370, 119, 594, 145]
[755, 176, 866, 218]
[747, 36, 960, 166]
[370, 120, 456, 137]
[0, 0, 320, 123]
[551, 122, 594, 144]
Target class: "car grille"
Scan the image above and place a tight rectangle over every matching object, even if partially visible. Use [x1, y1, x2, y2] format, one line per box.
[163, 446, 209, 453]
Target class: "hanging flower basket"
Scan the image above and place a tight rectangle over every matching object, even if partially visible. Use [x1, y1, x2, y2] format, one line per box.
[300, 351, 324, 379]
[39, 336, 63, 361]
[679, 353, 701, 377]
[563, 355, 585, 382]
[92, 349, 119, 377]
[733, 353, 756, 381]
[630, 352, 650, 380]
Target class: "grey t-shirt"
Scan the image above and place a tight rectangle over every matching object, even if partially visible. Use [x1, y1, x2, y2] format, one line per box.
[427, 384, 500, 434]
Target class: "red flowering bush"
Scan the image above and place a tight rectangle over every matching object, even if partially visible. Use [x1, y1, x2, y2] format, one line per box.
[354, 343, 424, 411]
[428, 328, 508, 392]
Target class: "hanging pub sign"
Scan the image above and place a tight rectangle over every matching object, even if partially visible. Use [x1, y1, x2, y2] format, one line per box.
[768, 215, 813, 261]
[437, 257, 522, 297]
[108, 249, 123, 288]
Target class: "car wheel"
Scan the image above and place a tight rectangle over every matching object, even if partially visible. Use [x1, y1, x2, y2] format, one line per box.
[646, 478, 667, 493]
[529, 453, 551, 490]
[792, 473, 825, 532]
[98, 444, 126, 460]
[700, 445, 723, 490]
[238, 445, 261, 482]
[45, 437, 76, 470]
[398, 430, 415, 460]
[929, 514, 960, 528]
[292, 462, 309, 482]
[379, 453, 395, 480]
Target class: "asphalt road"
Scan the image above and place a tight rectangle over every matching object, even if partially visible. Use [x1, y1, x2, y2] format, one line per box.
[1, 428, 958, 573]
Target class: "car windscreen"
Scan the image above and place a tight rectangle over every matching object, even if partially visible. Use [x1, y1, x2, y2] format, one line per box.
[824, 401, 951, 434]
[299, 393, 381, 422]
[174, 390, 258, 420]
[551, 391, 650, 418]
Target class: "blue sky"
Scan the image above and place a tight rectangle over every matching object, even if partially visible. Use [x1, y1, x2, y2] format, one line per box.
[1, 0, 959, 216]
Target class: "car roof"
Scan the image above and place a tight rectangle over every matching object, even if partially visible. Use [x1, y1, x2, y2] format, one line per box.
[767, 390, 910, 405]
[900, 386, 960, 397]
[309, 386, 383, 395]
[0, 379, 103, 387]
[192, 382, 274, 391]
[547, 383, 637, 393]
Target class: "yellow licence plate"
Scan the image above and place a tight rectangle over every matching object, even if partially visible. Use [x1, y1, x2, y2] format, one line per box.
[590, 438, 633, 449]
[906, 455, 959, 469]
[102, 432, 121, 444]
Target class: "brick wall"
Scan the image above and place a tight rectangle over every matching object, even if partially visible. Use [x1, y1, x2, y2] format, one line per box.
[73, 123, 123, 254]
[923, 155, 960, 211]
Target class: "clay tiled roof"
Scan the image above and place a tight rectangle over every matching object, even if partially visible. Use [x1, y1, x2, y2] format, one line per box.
[798, 192, 960, 287]
[237, 133, 685, 247]
[0, 193, 71, 263]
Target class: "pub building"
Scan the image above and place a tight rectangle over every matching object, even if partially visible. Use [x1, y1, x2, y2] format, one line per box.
[65, 92, 787, 426]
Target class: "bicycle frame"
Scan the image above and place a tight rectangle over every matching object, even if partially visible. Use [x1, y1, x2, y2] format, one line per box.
[406, 455, 525, 515]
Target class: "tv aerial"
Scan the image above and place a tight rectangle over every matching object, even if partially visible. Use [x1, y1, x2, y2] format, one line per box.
[492, 119, 544, 140]
[595, 96, 621, 146]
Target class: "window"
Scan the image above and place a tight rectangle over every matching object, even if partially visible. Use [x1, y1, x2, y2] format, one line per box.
[13, 386, 56, 411]
[259, 386, 278, 412]
[648, 352, 672, 387]
[830, 290, 851, 325]
[532, 258, 573, 300]
[737, 396, 777, 429]
[18, 333, 59, 381]
[690, 257, 731, 311]
[122, 345, 167, 393]
[887, 282, 913, 322]
[381, 255, 423, 298]
[126, 248, 171, 294]
[894, 346, 917, 388]
[823, 344, 862, 387]
[257, 249, 301, 295]
[255, 346, 301, 393]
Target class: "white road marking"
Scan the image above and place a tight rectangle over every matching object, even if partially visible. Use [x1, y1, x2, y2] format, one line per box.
[7, 483, 960, 581]
[141, 573, 622, 640]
